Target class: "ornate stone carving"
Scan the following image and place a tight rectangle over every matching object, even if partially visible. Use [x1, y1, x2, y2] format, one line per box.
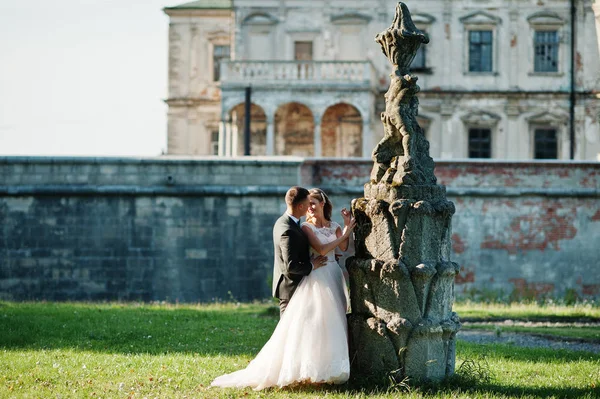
[348, 2, 460, 384]
[370, 3, 435, 191]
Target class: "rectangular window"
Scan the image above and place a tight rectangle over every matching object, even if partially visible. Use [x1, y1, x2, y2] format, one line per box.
[211, 130, 219, 155]
[534, 128, 558, 159]
[213, 45, 230, 81]
[294, 41, 313, 78]
[534, 31, 559, 72]
[411, 36, 426, 71]
[294, 41, 313, 61]
[469, 30, 493, 72]
[468, 128, 492, 158]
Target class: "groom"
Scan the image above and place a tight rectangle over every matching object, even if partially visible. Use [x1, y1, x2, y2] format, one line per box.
[272, 186, 327, 316]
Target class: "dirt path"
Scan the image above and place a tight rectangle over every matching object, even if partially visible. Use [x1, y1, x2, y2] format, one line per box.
[457, 327, 600, 354]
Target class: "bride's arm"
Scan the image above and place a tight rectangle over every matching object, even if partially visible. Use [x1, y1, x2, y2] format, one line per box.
[335, 225, 350, 251]
[301, 223, 354, 256]
[336, 208, 353, 251]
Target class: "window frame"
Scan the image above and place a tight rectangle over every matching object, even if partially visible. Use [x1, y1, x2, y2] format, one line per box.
[527, 11, 566, 76]
[533, 127, 559, 159]
[460, 11, 501, 76]
[410, 30, 428, 72]
[533, 30, 559, 73]
[468, 30, 494, 73]
[242, 13, 278, 61]
[211, 43, 230, 82]
[210, 129, 220, 155]
[460, 109, 501, 158]
[467, 127, 493, 159]
[410, 13, 435, 74]
[526, 110, 568, 159]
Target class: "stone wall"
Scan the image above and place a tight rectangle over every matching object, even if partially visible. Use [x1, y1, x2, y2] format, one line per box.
[1, 157, 599, 302]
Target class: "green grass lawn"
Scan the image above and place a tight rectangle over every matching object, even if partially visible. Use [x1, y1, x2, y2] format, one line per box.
[1, 301, 599, 398]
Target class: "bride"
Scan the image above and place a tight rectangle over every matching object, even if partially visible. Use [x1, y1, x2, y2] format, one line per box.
[211, 188, 355, 390]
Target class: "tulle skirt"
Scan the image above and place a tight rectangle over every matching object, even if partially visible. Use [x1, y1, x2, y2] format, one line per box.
[211, 261, 350, 390]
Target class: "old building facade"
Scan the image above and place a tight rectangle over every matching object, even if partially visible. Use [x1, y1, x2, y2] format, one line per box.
[164, 0, 600, 160]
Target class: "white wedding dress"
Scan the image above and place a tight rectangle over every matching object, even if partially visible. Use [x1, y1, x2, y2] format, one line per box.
[211, 221, 350, 391]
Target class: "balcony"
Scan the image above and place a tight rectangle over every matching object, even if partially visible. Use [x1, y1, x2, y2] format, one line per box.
[220, 60, 378, 91]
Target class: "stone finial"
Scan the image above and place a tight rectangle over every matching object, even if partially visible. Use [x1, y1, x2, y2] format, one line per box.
[375, 2, 429, 75]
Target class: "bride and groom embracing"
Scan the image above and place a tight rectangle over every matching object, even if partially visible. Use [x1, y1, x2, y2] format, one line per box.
[211, 186, 356, 390]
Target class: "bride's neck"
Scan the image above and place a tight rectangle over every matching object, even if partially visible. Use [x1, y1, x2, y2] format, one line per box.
[311, 216, 328, 228]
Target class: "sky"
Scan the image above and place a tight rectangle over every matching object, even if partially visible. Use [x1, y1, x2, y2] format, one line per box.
[0, 0, 184, 157]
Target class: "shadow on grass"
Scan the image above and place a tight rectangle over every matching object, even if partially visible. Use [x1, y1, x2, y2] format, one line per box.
[457, 340, 600, 363]
[2, 302, 599, 398]
[0, 301, 279, 356]
[296, 361, 600, 399]
[232, 375, 600, 399]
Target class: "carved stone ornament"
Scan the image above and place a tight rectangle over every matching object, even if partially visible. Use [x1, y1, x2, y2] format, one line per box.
[348, 2, 460, 385]
[376, 2, 429, 74]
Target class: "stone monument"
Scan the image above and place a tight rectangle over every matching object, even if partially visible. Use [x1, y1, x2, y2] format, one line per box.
[347, 2, 461, 383]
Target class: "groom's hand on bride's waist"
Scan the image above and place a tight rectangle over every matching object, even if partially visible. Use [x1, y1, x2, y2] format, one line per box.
[310, 255, 328, 270]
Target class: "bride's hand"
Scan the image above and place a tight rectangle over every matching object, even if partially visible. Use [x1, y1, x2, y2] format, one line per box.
[342, 217, 356, 237]
[341, 207, 352, 226]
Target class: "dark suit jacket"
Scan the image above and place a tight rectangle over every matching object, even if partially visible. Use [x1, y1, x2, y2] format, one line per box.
[272, 213, 313, 300]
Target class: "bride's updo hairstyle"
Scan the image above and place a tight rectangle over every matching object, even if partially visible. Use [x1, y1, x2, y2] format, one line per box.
[308, 188, 333, 222]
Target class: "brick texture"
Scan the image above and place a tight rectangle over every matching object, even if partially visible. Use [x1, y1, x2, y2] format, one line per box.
[1, 157, 599, 302]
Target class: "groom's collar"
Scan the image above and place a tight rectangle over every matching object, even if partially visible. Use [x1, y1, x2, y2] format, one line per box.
[286, 213, 300, 225]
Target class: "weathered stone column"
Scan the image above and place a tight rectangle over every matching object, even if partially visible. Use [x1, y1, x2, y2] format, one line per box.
[361, 118, 371, 158]
[347, 2, 460, 383]
[314, 115, 322, 157]
[266, 114, 275, 155]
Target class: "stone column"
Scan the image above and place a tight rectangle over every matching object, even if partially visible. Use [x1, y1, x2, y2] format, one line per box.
[224, 118, 233, 156]
[314, 115, 322, 157]
[231, 112, 239, 156]
[362, 119, 371, 158]
[505, 98, 521, 159]
[508, 8, 519, 89]
[348, 2, 460, 384]
[440, 100, 455, 159]
[593, 1, 600, 58]
[266, 114, 275, 155]
[218, 120, 226, 156]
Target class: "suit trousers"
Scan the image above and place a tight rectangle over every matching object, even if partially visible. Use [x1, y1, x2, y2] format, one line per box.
[279, 298, 289, 317]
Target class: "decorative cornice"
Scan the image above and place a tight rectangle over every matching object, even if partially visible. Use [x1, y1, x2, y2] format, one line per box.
[527, 11, 566, 25]
[526, 110, 569, 123]
[460, 110, 501, 126]
[411, 12, 436, 25]
[459, 11, 502, 25]
[242, 12, 279, 25]
[416, 113, 433, 127]
[331, 12, 372, 24]
[164, 8, 232, 18]
[165, 97, 221, 107]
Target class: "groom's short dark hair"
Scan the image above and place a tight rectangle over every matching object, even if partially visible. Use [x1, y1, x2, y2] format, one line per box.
[285, 186, 309, 207]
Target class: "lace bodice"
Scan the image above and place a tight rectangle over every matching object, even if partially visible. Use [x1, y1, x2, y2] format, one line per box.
[302, 221, 341, 261]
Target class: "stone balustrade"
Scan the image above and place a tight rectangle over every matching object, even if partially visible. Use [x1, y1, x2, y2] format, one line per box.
[221, 60, 378, 89]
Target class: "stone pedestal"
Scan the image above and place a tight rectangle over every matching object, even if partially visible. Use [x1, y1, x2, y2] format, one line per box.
[347, 2, 460, 383]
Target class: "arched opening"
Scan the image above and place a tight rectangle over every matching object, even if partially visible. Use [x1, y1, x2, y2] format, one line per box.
[228, 103, 267, 155]
[274, 102, 314, 156]
[321, 103, 363, 157]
